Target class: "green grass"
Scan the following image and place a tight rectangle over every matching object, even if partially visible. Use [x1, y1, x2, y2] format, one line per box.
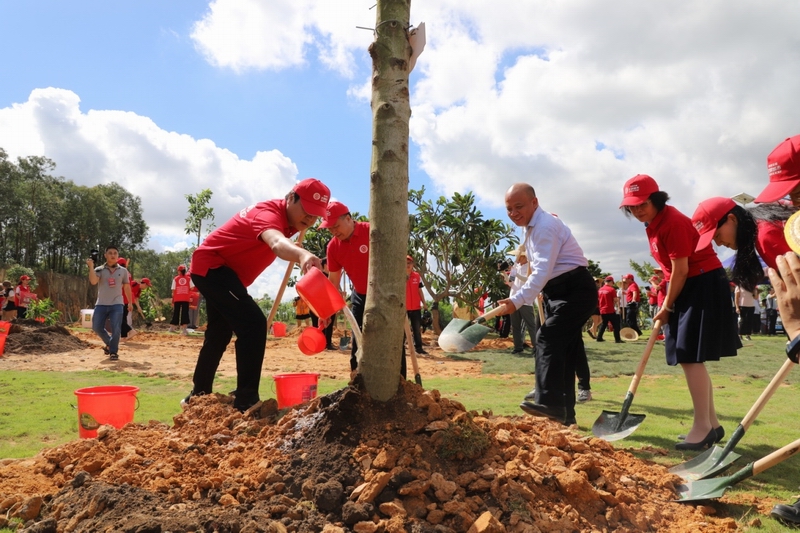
[1, 330, 799, 531]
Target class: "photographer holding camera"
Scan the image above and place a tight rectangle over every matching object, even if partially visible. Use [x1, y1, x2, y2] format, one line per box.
[87, 246, 132, 361]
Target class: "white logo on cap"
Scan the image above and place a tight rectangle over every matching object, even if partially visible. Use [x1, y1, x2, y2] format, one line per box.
[693, 221, 704, 231]
[768, 162, 782, 176]
[325, 209, 331, 217]
[626, 184, 640, 194]
[359, 245, 368, 254]
[313, 193, 321, 200]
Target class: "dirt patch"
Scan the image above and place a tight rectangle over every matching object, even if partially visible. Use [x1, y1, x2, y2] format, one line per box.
[0, 323, 744, 532]
[2, 320, 89, 355]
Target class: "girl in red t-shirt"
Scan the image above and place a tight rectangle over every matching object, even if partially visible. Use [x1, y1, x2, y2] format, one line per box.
[620, 175, 739, 451]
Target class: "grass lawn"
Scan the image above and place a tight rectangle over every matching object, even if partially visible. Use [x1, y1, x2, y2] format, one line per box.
[1, 329, 799, 531]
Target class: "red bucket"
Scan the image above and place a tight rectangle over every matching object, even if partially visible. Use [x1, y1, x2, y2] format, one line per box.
[272, 321, 287, 337]
[74, 385, 139, 438]
[0, 335, 6, 357]
[0, 320, 11, 334]
[295, 268, 345, 320]
[297, 326, 326, 355]
[273, 373, 319, 409]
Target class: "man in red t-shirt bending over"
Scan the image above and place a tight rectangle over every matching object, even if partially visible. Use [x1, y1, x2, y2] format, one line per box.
[185, 178, 330, 412]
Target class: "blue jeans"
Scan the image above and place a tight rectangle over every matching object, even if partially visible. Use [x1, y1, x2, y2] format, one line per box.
[92, 304, 124, 355]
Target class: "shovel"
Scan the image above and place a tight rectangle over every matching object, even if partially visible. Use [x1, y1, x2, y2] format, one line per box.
[404, 318, 423, 386]
[676, 436, 800, 502]
[592, 320, 662, 441]
[438, 304, 511, 353]
[669, 358, 795, 481]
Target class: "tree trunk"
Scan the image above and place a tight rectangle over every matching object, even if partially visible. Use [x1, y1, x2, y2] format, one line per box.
[360, 0, 412, 401]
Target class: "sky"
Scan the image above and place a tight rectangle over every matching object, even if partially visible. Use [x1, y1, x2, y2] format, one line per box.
[2, 0, 800, 299]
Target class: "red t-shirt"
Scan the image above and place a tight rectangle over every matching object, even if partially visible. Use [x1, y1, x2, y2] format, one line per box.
[172, 274, 193, 302]
[646, 205, 721, 280]
[406, 271, 423, 311]
[130, 280, 141, 301]
[189, 287, 200, 309]
[597, 285, 617, 314]
[755, 219, 791, 270]
[191, 199, 297, 287]
[326, 221, 370, 294]
[625, 281, 641, 303]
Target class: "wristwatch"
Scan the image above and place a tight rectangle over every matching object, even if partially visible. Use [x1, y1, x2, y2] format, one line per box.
[786, 335, 800, 364]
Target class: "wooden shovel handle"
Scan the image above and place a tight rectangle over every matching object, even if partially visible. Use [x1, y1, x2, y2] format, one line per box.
[626, 319, 662, 396]
[754, 436, 800, 476]
[267, 229, 306, 328]
[472, 303, 513, 325]
[405, 318, 421, 376]
[741, 358, 795, 429]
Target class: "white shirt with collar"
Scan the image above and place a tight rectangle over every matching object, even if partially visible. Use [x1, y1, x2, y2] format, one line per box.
[510, 207, 588, 309]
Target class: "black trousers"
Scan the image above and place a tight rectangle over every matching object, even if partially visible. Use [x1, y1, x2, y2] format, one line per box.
[351, 291, 406, 378]
[170, 301, 190, 326]
[407, 309, 424, 351]
[625, 302, 642, 335]
[738, 306, 755, 335]
[767, 309, 778, 335]
[121, 305, 132, 337]
[597, 312, 622, 342]
[190, 267, 267, 411]
[536, 267, 597, 421]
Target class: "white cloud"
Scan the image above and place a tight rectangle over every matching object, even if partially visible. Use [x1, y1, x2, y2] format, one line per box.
[0, 87, 303, 296]
[190, 0, 374, 76]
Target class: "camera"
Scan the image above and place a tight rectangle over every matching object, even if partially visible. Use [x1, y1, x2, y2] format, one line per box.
[497, 260, 511, 272]
[90, 250, 99, 264]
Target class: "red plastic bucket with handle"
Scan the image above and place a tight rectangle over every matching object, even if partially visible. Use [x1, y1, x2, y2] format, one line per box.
[74, 385, 140, 438]
[0, 335, 6, 357]
[297, 326, 326, 355]
[295, 268, 345, 320]
[273, 373, 319, 409]
[0, 320, 11, 335]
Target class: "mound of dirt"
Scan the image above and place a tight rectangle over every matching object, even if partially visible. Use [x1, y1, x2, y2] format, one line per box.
[0, 378, 737, 532]
[2, 320, 89, 355]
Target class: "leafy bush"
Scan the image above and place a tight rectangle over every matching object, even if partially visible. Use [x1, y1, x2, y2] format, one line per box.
[26, 298, 61, 325]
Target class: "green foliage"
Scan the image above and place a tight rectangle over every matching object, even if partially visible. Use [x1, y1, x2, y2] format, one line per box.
[128, 248, 194, 297]
[436, 416, 490, 460]
[408, 187, 518, 308]
[3, 265, 36, 288]
[629, 259, 658, 283]
[0, 149, 148, 274]
[185, 189, 215, 247]
[587, 259, 610, 280]
[138, 287, 159, 323]
[26, 297, 61, 325]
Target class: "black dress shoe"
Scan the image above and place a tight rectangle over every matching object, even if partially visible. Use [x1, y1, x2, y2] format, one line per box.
[675, 428, 717, 451]
[772, 499, 800, 524]
[519, 401, 566, 422]
[678, 426, 724, 442]
[563, 417, 577, 427]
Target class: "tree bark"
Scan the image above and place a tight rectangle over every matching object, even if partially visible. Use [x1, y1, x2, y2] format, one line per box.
[361, 0, 412, 401]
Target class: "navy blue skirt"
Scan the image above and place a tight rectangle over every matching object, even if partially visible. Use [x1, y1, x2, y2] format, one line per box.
[664, 268, 740, 366]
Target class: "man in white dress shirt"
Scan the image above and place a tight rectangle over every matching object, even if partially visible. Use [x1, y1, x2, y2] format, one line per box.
[497, 183, 596, 426]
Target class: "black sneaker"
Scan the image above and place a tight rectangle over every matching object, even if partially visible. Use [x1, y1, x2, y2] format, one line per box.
[181, 389, 204, 409]
[103, 345, 110, 355]
[109, 353, 119, 361]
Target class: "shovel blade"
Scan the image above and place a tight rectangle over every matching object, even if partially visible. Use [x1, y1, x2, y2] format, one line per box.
[592, 410, 646, 441]
[669, 445, 742, 482]
[438, 320, 491, 353]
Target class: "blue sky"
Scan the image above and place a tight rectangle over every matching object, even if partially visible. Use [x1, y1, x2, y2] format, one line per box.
[2, 1, 799, 298]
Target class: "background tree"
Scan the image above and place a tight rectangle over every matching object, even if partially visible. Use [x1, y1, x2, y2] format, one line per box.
[408, 187, 518, 333]
[360, 0, 412, 401]
[185, 189, 215, 247]
[629, 259, 657, 283]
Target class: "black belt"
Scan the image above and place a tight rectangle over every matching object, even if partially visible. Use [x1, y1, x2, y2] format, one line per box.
[543, 266, 588, 292]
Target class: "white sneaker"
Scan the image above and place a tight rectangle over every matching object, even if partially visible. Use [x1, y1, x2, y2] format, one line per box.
[578, 389, 593, 402]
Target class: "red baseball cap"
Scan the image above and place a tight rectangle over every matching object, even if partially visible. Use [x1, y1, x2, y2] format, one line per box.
[177, 265, 186, 273]
[623, 274, 634, 281]
[293, 178, 330, 217]
[605, 275, 614, 282]
[620, 174, 659, 207]
[406, 255, 414, 263]
[755, 135, 800, 203]
[691, 197, 736, 251]
[140, 278, 152, 286]
[20, 275, 31, 281]
[319, 201, 350, 229]
[117, 257, 127, 267]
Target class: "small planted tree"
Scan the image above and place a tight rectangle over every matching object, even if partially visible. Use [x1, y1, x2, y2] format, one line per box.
[185, 189, 215, 247]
